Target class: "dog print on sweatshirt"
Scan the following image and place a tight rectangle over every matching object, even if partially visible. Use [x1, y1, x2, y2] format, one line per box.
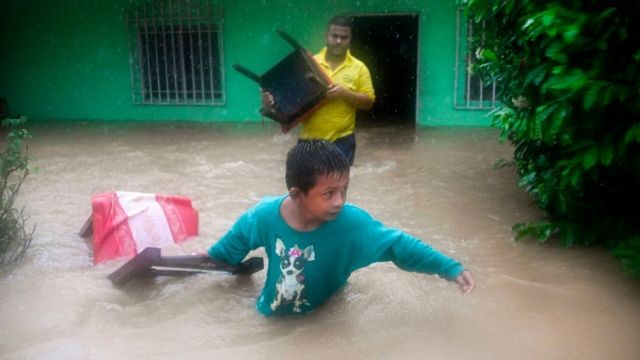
[271, 238, 315, 313]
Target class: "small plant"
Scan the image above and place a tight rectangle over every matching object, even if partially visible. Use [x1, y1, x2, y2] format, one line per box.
[0, 116, 34, 269]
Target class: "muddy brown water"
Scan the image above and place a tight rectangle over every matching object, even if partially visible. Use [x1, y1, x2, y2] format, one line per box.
[1, 121, 639, 360]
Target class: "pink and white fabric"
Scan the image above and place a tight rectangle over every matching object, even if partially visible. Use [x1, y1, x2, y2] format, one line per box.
[91, 191, 199, 264]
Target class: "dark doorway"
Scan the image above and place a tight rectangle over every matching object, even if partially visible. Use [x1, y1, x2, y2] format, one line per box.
[349, 14, 419, 126]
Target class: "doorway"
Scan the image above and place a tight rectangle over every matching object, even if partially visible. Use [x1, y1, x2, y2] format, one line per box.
[349, 14, 419, 126]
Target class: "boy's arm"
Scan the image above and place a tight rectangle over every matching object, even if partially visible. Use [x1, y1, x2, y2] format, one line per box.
[385, 232, 465, 281]
[390, 233, 476, 293]
[208, 209, 261, 265]
[389, 231, 476, 293]
[357, 216, 469, 283]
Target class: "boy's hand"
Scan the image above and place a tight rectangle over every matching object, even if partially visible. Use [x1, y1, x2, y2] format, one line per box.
[455, 270, 475, 294]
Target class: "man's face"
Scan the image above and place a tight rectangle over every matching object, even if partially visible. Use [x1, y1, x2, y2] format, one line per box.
[298, 173, 349, 222]
[325, 24, 352, 58]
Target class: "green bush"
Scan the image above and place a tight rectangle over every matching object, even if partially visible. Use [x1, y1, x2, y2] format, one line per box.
[0, 117, 34, 269]
[464, 1, 640, 275]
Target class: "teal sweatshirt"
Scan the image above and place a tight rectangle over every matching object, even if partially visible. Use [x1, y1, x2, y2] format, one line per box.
[208, 195, 464, 316]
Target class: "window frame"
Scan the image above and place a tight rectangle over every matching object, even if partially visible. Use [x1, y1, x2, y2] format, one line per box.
[126, 0, 225, 106]
[454, 7, 499, 110]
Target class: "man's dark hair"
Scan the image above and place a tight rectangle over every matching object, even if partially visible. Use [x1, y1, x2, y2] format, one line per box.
[286, 140, 350, 193]
[328, 15, 352, 30]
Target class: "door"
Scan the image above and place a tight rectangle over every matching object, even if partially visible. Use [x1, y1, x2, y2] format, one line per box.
[349, 14, 419, 126]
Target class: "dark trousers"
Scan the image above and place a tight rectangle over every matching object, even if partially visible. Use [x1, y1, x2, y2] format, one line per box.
[298, 133, 356, 166]
[333, 133, 356, 166]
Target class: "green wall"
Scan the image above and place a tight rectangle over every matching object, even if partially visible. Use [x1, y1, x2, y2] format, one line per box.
[0, 0, 489, 126]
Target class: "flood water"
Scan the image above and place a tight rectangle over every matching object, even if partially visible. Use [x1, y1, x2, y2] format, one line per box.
[1, 121, 639, 360]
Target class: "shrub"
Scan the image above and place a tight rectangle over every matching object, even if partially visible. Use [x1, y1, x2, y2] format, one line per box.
[464, 0, 640, 275]
[0, 117, 34, 269]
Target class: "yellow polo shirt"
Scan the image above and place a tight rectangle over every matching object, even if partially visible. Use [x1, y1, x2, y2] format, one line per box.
[299, 48, 375, 142]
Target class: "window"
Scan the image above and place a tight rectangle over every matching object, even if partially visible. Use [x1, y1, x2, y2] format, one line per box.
[126, 0, 224, 105]
[454, 8, 498, 109]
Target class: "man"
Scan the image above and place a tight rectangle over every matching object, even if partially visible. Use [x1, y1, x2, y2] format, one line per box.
[263, 16, 375, 165]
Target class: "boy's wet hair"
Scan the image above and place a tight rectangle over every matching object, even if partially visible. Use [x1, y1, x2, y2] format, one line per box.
[286, 140, 350, 193]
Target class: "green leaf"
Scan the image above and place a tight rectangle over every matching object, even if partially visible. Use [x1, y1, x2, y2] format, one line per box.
[582, 84, 600, 110]
[556, 192, 567, 214]
[599, 144, 614, 166]
[582, 147, 599, 169]
[546, 42, 568, 63]
[562, 25, 580, 43]
[602, 85, 615, 104]
[542, 12, 555, 27]
[595, 7, 617, 22]
[548, 69, 588, 91]
[522, 18, 535, 30]
[623, 124, 640, 144]
[549, 106, 567, 138]
[570, 167, 582, 187]
[525, 64, 548, 86]
[481, 48, 498, 62]
[535, 103, 558, 122]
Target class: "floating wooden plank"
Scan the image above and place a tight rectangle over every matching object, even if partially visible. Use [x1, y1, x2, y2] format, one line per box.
[79, 215, 92, 238]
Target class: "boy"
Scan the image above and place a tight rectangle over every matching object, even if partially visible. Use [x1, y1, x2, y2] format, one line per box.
[208, 140, 475, 316]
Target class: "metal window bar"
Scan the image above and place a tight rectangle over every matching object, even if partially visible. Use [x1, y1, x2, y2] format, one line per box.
[197, 6, 205, 103]
[160, 2, 169, 103]
[179, 0, 188, 102]
[153, 2, 161, 103]
[168, 0, 178, 104]
[207, 1, 214, 105]
[454, 8, 498, 110]
[126, 0, 224, 106]
[187, 0, 196, 102]
[465, 19, 473, 107]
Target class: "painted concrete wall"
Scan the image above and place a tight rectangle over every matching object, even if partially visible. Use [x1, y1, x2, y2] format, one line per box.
[0, 0, 489, 126]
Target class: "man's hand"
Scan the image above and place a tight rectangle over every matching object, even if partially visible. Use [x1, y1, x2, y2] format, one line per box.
[455, 270, 475, 294]
[325, 84, 348, 100]
[261, 90, 275, 110]
[325, 84, 374, 110]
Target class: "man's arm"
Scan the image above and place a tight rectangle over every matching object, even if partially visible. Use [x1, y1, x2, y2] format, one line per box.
[263, 85, 373, 110]
[325, 84, 374, 110]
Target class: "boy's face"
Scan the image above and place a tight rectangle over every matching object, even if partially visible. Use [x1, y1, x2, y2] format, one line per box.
[298, 173, 349, 222]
